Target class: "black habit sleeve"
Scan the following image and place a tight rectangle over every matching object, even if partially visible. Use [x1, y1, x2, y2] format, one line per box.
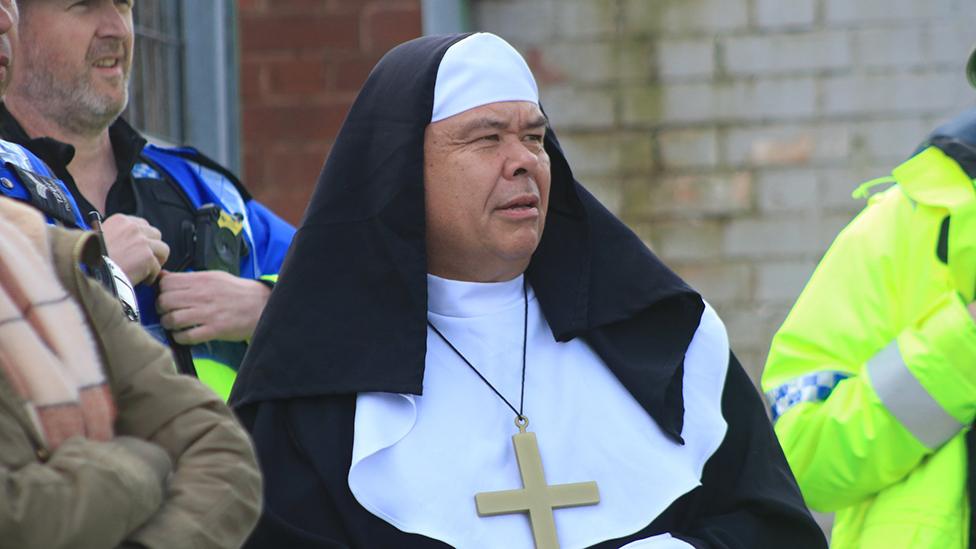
[236, 396, 453, 549]
[674, 355, 827, 548]
[656, 354, 827, 549]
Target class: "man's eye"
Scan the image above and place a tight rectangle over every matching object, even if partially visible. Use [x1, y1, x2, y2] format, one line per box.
[524, 134, 544, 143]
[478, 135, 500, 143]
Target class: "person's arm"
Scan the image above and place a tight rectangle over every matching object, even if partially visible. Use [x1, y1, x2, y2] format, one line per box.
[155, 270, 271, 344]
[761, 189, 976, 511]
[0, 435, 170, 549]
[669, 355, 827, 549]
[243, 198, 296, 281]
[72, 260, 262, 549]
[152, 198, 294, 345]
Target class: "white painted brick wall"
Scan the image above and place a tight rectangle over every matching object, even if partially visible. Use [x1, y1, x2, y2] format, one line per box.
[657, 128, 720, 168]
[756, 170, 819, 213]
[543, 85, 616, 130]
[755, 0, 816, 29]
[756, 260, 819, 301]
[622, 0, 750, 35]
[473, 0, 976, 393]
[656, 38, 715, 79]
[723, 32, 852, 75]
[825, 0, 961, 25]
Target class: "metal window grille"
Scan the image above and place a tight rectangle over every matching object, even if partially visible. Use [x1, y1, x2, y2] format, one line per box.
[125, 0, 184, 144]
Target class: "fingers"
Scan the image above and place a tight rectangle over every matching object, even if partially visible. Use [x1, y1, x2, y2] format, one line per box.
[155, 284, 196, 317]
[157, 270, 192, 294]
[159, 307, 196, 331]
[160, 306, 215, 345]
[147, 238, 170, 275]
[102, 215, 169, 285]
[143, 256, 163, 286]
[171, 324, 215, 346]
[138, 221, 162, 241]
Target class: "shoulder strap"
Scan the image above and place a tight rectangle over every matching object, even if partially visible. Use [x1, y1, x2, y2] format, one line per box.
[0, 140, 85, 229]
[141, 145, 252, 201]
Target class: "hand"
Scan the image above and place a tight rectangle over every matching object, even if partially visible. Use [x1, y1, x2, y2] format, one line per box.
[102, 214, 169, 285]
[156, 270, 272, 344]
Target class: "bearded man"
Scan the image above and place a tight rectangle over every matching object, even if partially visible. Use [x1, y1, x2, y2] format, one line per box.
[0, 0, 294, 400]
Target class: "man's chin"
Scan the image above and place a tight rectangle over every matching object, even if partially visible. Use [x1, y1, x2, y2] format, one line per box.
[84, 90, 128, 122]
[496, 237, 542, 266]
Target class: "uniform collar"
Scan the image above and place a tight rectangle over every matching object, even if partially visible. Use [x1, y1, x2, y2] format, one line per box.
[0, 103, 149, 216]
[0, 103, 76, 173]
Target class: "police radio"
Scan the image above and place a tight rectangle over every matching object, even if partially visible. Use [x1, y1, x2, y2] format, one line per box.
[192, 204, 246, 276]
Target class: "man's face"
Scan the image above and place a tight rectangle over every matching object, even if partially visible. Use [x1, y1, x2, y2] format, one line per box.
[0, 0, 16, 97]
[424, 101, 551, 282]
[11, 0, 134, 134]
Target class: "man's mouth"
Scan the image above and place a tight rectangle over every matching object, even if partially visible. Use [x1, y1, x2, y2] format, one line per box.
[499, 195, 539, 210]
[496, 194, 540, 219]
[93, 57, 121, 69]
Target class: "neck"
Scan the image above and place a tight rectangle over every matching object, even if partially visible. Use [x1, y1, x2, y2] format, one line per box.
[5, 95, 118, 213]
[427, 259, 529, 283]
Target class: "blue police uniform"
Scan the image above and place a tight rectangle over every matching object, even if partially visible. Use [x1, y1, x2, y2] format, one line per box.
[0, 106, 295, 399]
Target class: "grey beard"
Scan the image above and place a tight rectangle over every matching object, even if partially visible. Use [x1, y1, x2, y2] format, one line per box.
[18, 68, 129, 136]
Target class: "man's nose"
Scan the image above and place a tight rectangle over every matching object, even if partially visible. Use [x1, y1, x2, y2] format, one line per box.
[503, 141, 540, 180]
[95, 3, 131, 38]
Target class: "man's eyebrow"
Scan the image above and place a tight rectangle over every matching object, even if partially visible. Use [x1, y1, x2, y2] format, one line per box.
[456, 117, 510, 137]
[456, 114, 550, 137]
[524, 115, 549, 129]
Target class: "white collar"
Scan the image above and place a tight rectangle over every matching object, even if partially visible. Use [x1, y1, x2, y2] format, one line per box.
[426, 273, 534, 318]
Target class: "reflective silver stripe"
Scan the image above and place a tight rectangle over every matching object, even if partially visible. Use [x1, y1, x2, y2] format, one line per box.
[866, 340, 964, 450]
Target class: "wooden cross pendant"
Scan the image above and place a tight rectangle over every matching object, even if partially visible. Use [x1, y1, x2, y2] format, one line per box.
[475, 417, 600, 549]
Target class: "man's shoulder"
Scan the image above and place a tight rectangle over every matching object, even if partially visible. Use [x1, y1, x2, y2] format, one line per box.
[0, 139, 86, 228]
[0, 138, 51, 175]
[138, 144, 253, 202]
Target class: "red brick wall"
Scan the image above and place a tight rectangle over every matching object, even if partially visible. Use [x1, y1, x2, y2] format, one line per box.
[237, 0, 423, 224]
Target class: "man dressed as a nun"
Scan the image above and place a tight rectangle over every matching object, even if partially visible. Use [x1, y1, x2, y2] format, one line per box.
[230, 33, 826, 549]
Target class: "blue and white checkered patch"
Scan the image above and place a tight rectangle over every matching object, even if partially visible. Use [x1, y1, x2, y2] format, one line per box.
[0, 140, 34, 172]
[766, 370, 852, 421]
[131, 162, 161, 179]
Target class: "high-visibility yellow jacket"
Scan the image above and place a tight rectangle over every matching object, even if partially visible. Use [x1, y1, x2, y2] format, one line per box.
[762, 144, 976, 549]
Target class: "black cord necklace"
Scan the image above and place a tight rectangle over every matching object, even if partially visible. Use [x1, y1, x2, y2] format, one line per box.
[425, 275, 600, 549]
[426, 277, 529, 424]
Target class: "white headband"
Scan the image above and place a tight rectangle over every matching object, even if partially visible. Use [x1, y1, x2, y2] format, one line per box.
[431, 33, 539, 123]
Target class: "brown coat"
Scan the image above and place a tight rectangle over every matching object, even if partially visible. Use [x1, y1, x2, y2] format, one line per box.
[0, 227, 262, 549]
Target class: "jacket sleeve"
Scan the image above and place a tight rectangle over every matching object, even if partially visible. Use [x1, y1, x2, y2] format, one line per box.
[0, 433, 168, 549]
[761, 188, 976, 512]
[673, 355, 828, 549]
[245, 198, 296, 283]
[73, 264, 263, 548]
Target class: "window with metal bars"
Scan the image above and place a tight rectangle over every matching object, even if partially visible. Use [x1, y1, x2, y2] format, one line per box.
[125, 0, 184, 145]
[123, 0, 241, 172]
